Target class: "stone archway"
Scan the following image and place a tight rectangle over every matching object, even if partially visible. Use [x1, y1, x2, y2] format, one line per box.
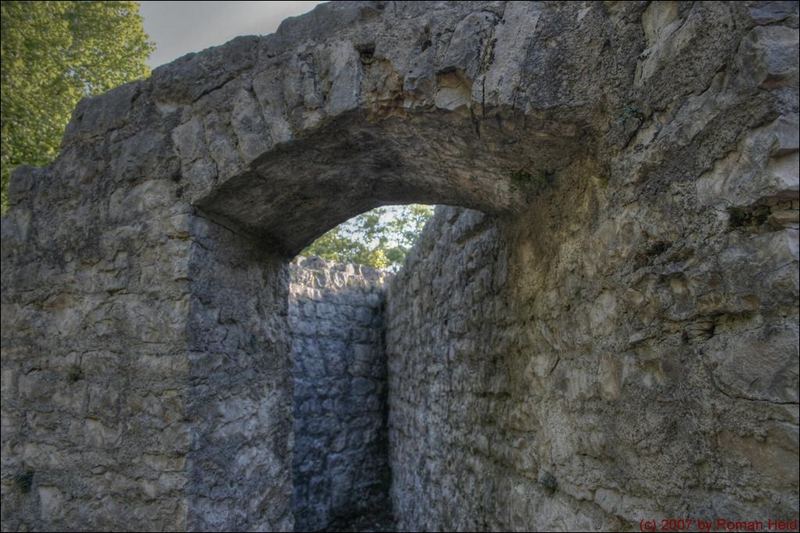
[2, 1, 797, 531]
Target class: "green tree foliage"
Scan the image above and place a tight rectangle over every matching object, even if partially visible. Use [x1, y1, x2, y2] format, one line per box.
[1, 1, 154, 210]
[303, 204, 434, 271]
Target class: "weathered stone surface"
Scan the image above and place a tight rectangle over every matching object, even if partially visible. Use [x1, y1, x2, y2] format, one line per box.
[388, 204, 799, 531]
[184, 217, 293, 532]
[289, 257, 390, 531]
[1, 1, 797, 531]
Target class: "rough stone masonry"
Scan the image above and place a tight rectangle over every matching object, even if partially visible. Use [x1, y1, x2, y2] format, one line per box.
[1, 1, 798, 531]
[289, 257, 390, 531]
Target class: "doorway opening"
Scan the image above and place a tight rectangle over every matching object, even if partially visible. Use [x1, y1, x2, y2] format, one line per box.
[288, 205, 433, 532]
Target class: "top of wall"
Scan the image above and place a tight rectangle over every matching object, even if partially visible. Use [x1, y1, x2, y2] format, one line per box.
[291, 255, 393, 290]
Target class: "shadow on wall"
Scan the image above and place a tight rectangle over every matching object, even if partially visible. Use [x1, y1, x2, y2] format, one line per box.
[288, 256, 392, 531]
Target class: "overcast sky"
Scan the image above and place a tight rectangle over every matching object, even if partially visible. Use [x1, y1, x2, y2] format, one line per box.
[140, 1, 325, 68]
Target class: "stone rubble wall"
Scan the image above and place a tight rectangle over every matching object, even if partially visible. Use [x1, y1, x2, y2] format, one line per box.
[288, 257, 391, 531]
[184, 220, 294, 531]
[387, 191, 798, 530]
[0, 177, 194, 530]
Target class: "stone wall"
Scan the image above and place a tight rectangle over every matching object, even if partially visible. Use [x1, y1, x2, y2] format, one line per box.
[0, 182, 295, 531]
[1, 170, 194, 530]
[387, 208, 511, 531]
[387, 193, 798, 529]
[185, 218, 293, 531]
[288, 257, 391, 531]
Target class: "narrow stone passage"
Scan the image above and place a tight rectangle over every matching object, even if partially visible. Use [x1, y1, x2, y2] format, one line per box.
[288, 257, 392, 532]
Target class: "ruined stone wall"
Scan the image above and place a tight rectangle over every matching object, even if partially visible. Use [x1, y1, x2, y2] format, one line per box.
[184, 219, 293, 531]
[0, 170, 295, 531]
[384, 2, 799, 528]
[388, 168, 798, 530]
[1, 1, 798, 531]
[387, 208, 511, 531]
[1, 155, 194, 530]
[289, 257, 391, 531]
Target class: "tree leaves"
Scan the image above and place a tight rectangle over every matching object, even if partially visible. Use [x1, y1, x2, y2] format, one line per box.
[1, 1, 154, 210]
[302, 205, 434, 271]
